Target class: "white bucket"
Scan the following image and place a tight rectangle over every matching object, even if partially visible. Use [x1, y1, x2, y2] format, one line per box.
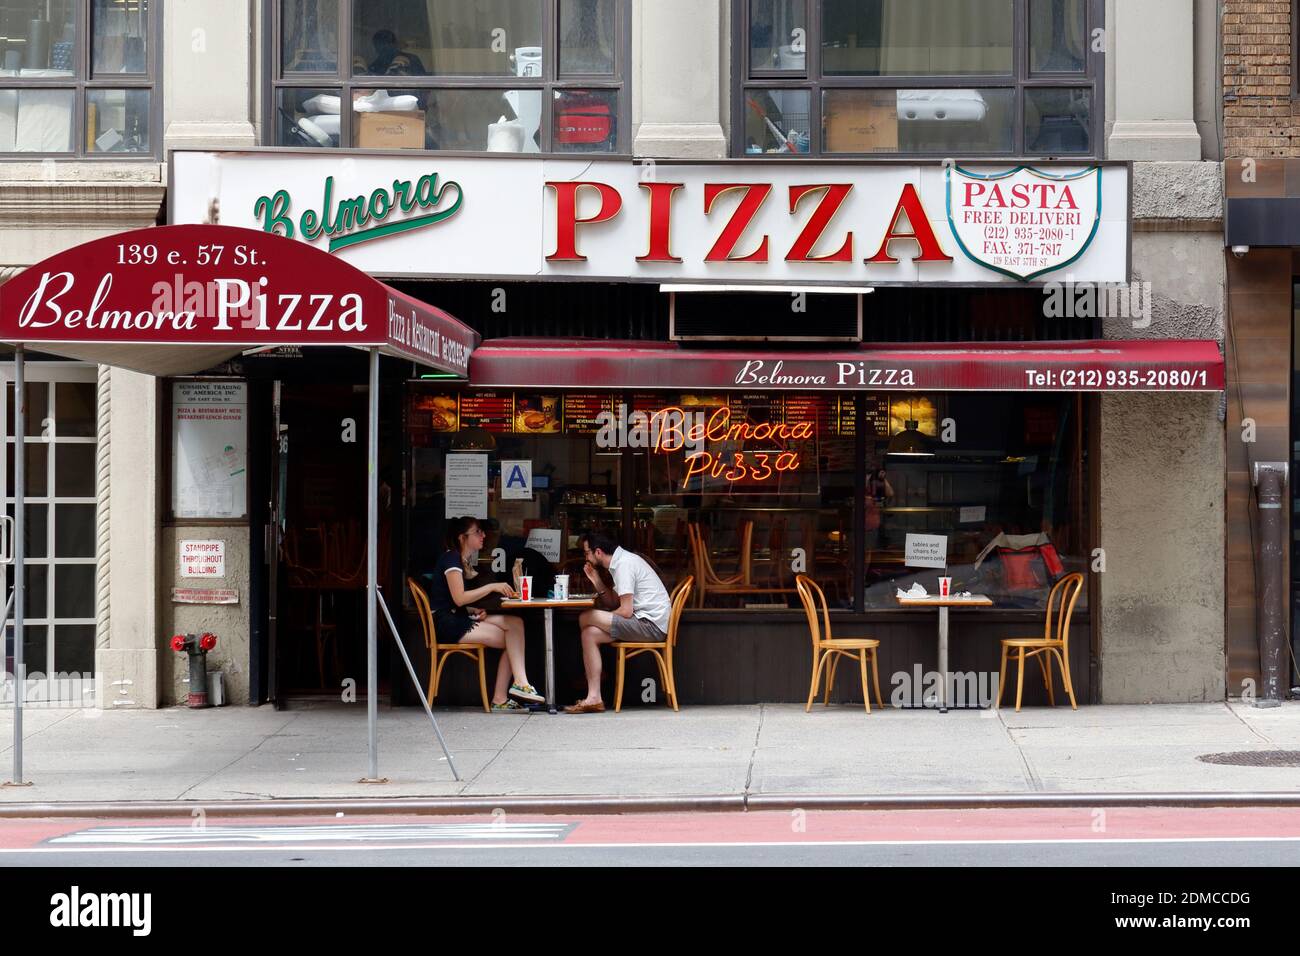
[208, 670, 226, 707]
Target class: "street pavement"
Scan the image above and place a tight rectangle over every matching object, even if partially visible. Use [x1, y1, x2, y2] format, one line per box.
[0, 807, 1297, 867]
[2, 700, 1300, 804]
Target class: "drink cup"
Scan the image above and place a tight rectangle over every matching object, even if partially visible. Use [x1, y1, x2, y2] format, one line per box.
[519, 576, 533, 602]
[938, 576, 952, 598]
[554, 575, 569, 600]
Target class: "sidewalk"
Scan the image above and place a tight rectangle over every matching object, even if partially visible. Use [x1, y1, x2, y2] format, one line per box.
[2, 701, 1300, 806]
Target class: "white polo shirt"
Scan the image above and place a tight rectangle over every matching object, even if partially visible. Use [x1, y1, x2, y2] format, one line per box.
[608, 547, 672, 634]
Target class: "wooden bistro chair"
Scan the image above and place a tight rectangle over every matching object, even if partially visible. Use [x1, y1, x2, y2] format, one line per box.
[407, 577, 490, 713]
[796, 574, 883, 714]
[613, 576, 694, 713]
[997, 572, 1085, 712]
[689, 520, 765, 607]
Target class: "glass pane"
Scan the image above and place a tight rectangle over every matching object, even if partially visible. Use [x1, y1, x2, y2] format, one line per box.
[628, 393, 855, 608]
[750, 0, 806, 72]
[1030, 0, 1087, 73]
[7, 442, 49, 498]
[55, 382, 96, 438]
[0, 1, 77, 73]
[352, 87, 543, 152]
[864, 394, 1088, 611]
[1025, 87, 1092, 154]
[55, 504, 95, 558]
[55, 564, 94, 618]
[9, 625, 48, 674]
[560, 0, 616, 75]
[277, 87, 341, 147]
[86, 88, 150, 153]
[54, 504, 94, 556]
[2, 88, 74, 151]
[822, 0, 1013, 76]
[7, 382, 48, 433]
[55, 444, 95, 498]
[21, 564, 48, 619]
[823, 88, 1014, 154]
[553, 88, 618, 153]
[6, 504, 48, 559]
[743, 88, 810, 154]
[352, 0, 542, 77]
[54, 624, 95, 675]
[92, 0, 149, 74]
[281, 0, 339, 73]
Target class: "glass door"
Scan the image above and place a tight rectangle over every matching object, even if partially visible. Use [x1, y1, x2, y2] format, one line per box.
[1, 362, 98, 703]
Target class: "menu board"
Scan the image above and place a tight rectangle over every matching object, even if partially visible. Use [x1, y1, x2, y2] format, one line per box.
[729, 393, 776, 424]
[783, 394, 836, 435]
[859, 395, 887, 437]
[459, 392, 514, 432]
[410, 389, 873, 438]
[513, 394, 562, 434]
[563, 394, 615, 434]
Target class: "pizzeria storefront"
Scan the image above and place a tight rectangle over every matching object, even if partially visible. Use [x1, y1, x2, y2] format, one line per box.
[164, 150, 1223, 708]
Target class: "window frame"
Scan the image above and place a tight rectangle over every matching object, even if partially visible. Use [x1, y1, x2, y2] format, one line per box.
[731, 0, 1104, 160]
[0, 0, 162, 161]
[266, 0, 632, 155]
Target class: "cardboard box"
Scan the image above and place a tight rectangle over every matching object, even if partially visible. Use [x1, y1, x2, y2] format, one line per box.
[823, 96, 898, 153]
[356, 110, 425, 149]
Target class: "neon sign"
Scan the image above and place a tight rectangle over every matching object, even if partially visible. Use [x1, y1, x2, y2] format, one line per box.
[649, 406, 811, 490]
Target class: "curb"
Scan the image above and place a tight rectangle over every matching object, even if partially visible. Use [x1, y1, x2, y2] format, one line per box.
[2, 791, 1300, 818]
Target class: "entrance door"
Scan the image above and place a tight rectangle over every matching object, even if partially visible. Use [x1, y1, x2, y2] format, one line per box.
[274, 382, 374, 697]
[0, 363, 99, 702]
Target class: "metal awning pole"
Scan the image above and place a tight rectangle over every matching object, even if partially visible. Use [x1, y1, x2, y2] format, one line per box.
[365, 347, 381, 781]
[9, 343, 25, 786]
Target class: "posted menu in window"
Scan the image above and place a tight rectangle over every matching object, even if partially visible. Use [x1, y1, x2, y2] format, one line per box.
[563, 394, 615, 434]
[458, 393, 514, 432]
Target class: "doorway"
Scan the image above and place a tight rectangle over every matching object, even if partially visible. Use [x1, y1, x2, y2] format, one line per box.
[270, 380, 391, 700]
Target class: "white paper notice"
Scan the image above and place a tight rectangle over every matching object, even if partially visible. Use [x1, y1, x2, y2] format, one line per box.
[525, 529, 563, 563]
[172, 382, 247, 519]
[501, 460, 533, 500]
[445, 454, 489, 519]
[180, 540, 226, 579]
[959, 506, 987, 524]
[905, 533, 949, 569]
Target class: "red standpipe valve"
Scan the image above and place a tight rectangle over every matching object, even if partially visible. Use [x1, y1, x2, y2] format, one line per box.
[171, 632, 218, 708]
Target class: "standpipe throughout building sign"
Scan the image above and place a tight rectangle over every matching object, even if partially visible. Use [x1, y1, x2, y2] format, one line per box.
[172, 153, 1129, 285]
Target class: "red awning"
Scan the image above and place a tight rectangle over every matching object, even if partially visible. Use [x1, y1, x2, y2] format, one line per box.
[469, 338, 1224, 393]
[0, 224, 479, 378]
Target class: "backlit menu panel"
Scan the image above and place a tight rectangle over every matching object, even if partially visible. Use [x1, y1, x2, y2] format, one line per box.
[458, 393, 514, 432]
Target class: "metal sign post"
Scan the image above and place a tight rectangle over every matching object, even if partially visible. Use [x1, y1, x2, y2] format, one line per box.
[6, 343, 27, 788]
[363, 347, 382, 783]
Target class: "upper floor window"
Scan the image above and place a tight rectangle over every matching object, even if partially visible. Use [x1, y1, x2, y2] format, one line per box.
[0, 0, 157, 158]
[735, 0, 1101, 158]
[270, 0, 629, 154]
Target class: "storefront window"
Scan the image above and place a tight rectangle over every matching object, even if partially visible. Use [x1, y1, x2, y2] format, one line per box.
[408, 386, 1089, 616]
[864, 392, 1088, 611]
[0, 0, 157, 157]
[735, 0, 1100, 157]
[271, 0, 627, 153]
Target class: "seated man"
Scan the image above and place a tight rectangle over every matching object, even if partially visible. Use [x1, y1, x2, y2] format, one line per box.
[565, 531, 672, 714]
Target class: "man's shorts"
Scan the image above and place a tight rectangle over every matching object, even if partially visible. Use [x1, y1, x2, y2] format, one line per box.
[611, 614, 668, 643]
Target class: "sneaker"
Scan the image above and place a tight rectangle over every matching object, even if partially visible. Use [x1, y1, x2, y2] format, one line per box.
[491, 699, 529, 713]
[509, 682, 545, 704]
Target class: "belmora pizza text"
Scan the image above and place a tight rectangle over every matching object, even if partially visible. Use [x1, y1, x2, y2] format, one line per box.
[15, 271, 366, 335]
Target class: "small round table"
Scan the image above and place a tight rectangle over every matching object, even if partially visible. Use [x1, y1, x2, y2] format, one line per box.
[500, 597, 596, 714]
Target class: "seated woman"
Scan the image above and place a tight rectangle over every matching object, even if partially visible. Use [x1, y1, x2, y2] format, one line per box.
[430, 516, 543, 712]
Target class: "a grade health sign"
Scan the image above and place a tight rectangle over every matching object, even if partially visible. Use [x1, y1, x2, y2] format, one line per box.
[180, 540, 227, 579]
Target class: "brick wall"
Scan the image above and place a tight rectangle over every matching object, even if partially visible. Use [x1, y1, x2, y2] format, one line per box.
[1224, 0, 1297, 156]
